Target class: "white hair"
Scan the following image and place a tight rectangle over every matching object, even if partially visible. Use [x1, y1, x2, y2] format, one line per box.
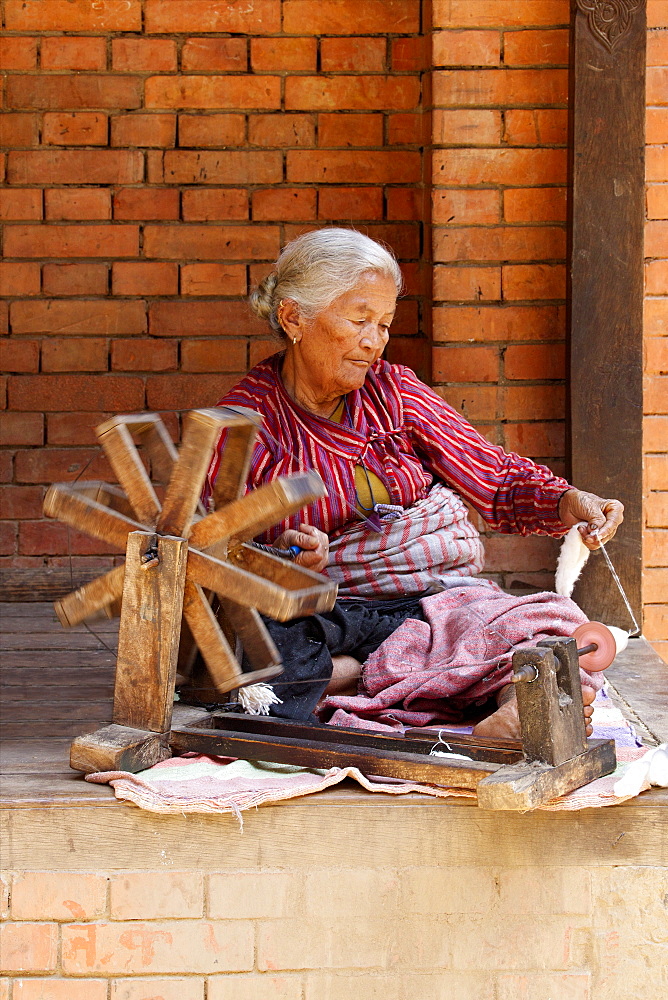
[249, 227, 403, 338]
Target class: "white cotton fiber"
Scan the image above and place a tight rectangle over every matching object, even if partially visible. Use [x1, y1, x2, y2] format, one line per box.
[555, 522, 591, 598]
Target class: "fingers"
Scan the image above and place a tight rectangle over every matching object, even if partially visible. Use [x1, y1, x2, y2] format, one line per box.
[562, 490, 624, 549]
[274, 523, 329, 572]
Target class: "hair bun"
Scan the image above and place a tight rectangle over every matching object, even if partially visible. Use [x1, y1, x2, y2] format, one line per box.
[249, 272, 278, 320]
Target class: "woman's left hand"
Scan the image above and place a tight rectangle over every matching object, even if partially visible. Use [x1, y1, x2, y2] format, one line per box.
[274, 522, 330, 572]
[558, 489, 624, 550]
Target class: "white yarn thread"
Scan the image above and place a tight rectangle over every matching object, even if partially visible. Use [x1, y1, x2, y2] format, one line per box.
[238, 683, 282, 716]
[555, 522, 590, 598]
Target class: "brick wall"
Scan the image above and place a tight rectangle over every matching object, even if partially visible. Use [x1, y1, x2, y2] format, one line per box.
[645, 0, 668, 662]
[2, 864, 667, 999]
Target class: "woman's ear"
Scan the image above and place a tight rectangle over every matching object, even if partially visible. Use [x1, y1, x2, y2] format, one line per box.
[277, 299, 303, 342]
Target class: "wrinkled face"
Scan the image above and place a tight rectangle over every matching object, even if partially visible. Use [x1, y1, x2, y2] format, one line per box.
[289, 272, 398, 399]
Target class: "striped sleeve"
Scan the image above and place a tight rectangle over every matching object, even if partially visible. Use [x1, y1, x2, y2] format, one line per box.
[399, 366, 571, 536]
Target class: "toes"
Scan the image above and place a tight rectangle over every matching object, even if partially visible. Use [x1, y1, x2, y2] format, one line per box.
[582, 686, 596, 706]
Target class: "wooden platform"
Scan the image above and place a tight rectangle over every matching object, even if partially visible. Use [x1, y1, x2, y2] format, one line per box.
[1, 601, 666, 817]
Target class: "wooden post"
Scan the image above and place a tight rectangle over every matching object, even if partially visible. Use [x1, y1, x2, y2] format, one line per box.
[568, 0, 647, 626]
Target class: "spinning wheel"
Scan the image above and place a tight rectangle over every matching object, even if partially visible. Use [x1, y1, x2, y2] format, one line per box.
[44, 408, 338, 774]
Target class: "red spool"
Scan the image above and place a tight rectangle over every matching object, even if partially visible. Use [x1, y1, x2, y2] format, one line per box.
[572, 621, 618, 672]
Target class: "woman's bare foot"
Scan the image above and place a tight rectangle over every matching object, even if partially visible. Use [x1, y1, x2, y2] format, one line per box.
[471, 682, 596, 740]
[325, 655, 362, 697]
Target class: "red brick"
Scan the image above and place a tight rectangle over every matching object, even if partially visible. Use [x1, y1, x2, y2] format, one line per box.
[41, 36, 107, 70]
[42, 338, 108, 372]
[13, 979, 107, 1000]
[504, 29, 569, 66]
[646, 260, 668, 295]
[648, 28, 668, 65]
[647, 146, 668, 183]
[432, 188, 500, 225]
[0, 521, 18, 556]
[434, 68, 567, 107]
[46, 412, 113, 446]
[503, 264, 566, 301]
[646, 375, 668, 414]
[485, 532, 559, 573]
[0, 189, 42, 220]
[113, 188, 179, 221]
[433, 30, 500, 66]
[501, 384, 564, 420]
[433, 345, 499, 382]
[146, 151, 164, 183]
[648, 67, 668, 105]
[111, 338, 178, 372]
[181, 189, 248, 222]
[112, 262, 178, 296]
[181, 37, 247, 72]
[8, 150, 143, 185]
[0, 262, 41, 296]
[387, 188, 424, 220]
[6, 75, 142, 111]
[646, 220, 668, 255]
[318, 113, 384, 148]
[288, 150, 420, 184]
[149, 301, 266, 337]
[253, 188, 316, 221]
[433, 265, 501, 301]
[0, 339, 39, 372]
[5, 225, 139, 259]
[108, 981, 202, 1000]
[432, 1, 570, 28]
[359, 222, 420, 259]
[164, 150, 282, 184]
[45, 189, 111, 222]
[19, 519, 119, 556]
[286, 76, 420, 112]
[42, 112, 108, 146]
[0, 112, 39, 147]
[318, 187, 384, 220]
[0, 451, 13, 482]
[146, 374, 237, 410]
[647, 337, 668, 375]
[648, 454, 668, 489]
[248, 114, 314, 147]
[5, 0, 142, 30]
[645, 298, 668, 337]
[283, 0, 419, 33]
[435, 384, 500, 420]
[178, 114, 246, 148]
[504, 109, 568, 145]
[434, 226, 566, 263]
[111, 113, 176, 148]
[504, 343, 565, 380]
[504, 421, 565, 459]
[146, 76, 280, 110]
[144, 225, 279, 260]
[504, 187, 567, 222]
[434, 148, 567, 186]
[1, 409, 43, 449]
[42, 263, 108, 297]
[112, 38, 177, 72]
[0, 484, 44, 517]
[0, 36, 37, 70]
[645, 414, 668, 454]
[392, 36, 427, 72]
[181, 339, 247, 372]
[432, 108, 502, 145]
[0, 923, 58, 973]
[9, 375, 144, 412]
[320, 37, 386, 73]
[433, 304, 563, 342]
[644, 528, 668, 567]
[181, 264, 247, 297]
[145, 0, 280, 33]
[647, 492, 668, 530]
[11, 300, 146, 336]
[250, 337, 280, 367]
[645, 567, 668, 603]
[252, 37, 317, 72]
[647, 109, 668, 146]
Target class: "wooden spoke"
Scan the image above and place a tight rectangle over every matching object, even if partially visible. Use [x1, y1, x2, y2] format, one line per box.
[211, 410, 261, 508]
[113, 531, 188, 734]
[182, 581, 243, 694]
[158, 409, 234, 538]
[97, 419, 161, 526]
[71, 481, 136, 520]
[189, 471, 327, 551]
[55, 564, 125, 628]
[219, 599, 281, 673]
[44, 484, 146, 550]
[136, 420, 178, 485]
[230, 543, 337, 615]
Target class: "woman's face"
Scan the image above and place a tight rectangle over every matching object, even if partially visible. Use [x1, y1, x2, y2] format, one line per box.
[284, 271, 398, 401]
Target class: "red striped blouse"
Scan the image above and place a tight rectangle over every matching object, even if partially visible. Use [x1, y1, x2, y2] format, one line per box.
[206, 353, 571, 544]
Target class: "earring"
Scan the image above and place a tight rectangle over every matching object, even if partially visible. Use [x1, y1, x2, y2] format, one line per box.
[279, 299, 285, 307]
[292, 337, 298, 345]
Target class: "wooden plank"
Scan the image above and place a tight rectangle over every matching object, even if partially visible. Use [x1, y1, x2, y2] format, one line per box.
[0, 567, 115, 602]
[569, 0, 646, 626]
[190, 471, 327, 550]
[70, 723, 171, 775]
[54, 564, 125, 627]
[72, 482, 136, 519]
[43, 484, 145, 550]
[218, 599, 281, 673]
[97, 420, 161, 526]
[157, 409, 231, 538]
[136, 420, 178, 485]
[476, 738, 617, 811]
[182, 580, 244, 694]
[112, 531, 187, 733]
[211, 418, 259, 508]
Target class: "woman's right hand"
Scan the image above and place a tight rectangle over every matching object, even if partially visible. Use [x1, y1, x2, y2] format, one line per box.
[274, 522, 330, 572]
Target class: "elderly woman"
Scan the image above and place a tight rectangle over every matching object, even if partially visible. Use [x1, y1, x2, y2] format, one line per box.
[206, 229, 623, 738]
